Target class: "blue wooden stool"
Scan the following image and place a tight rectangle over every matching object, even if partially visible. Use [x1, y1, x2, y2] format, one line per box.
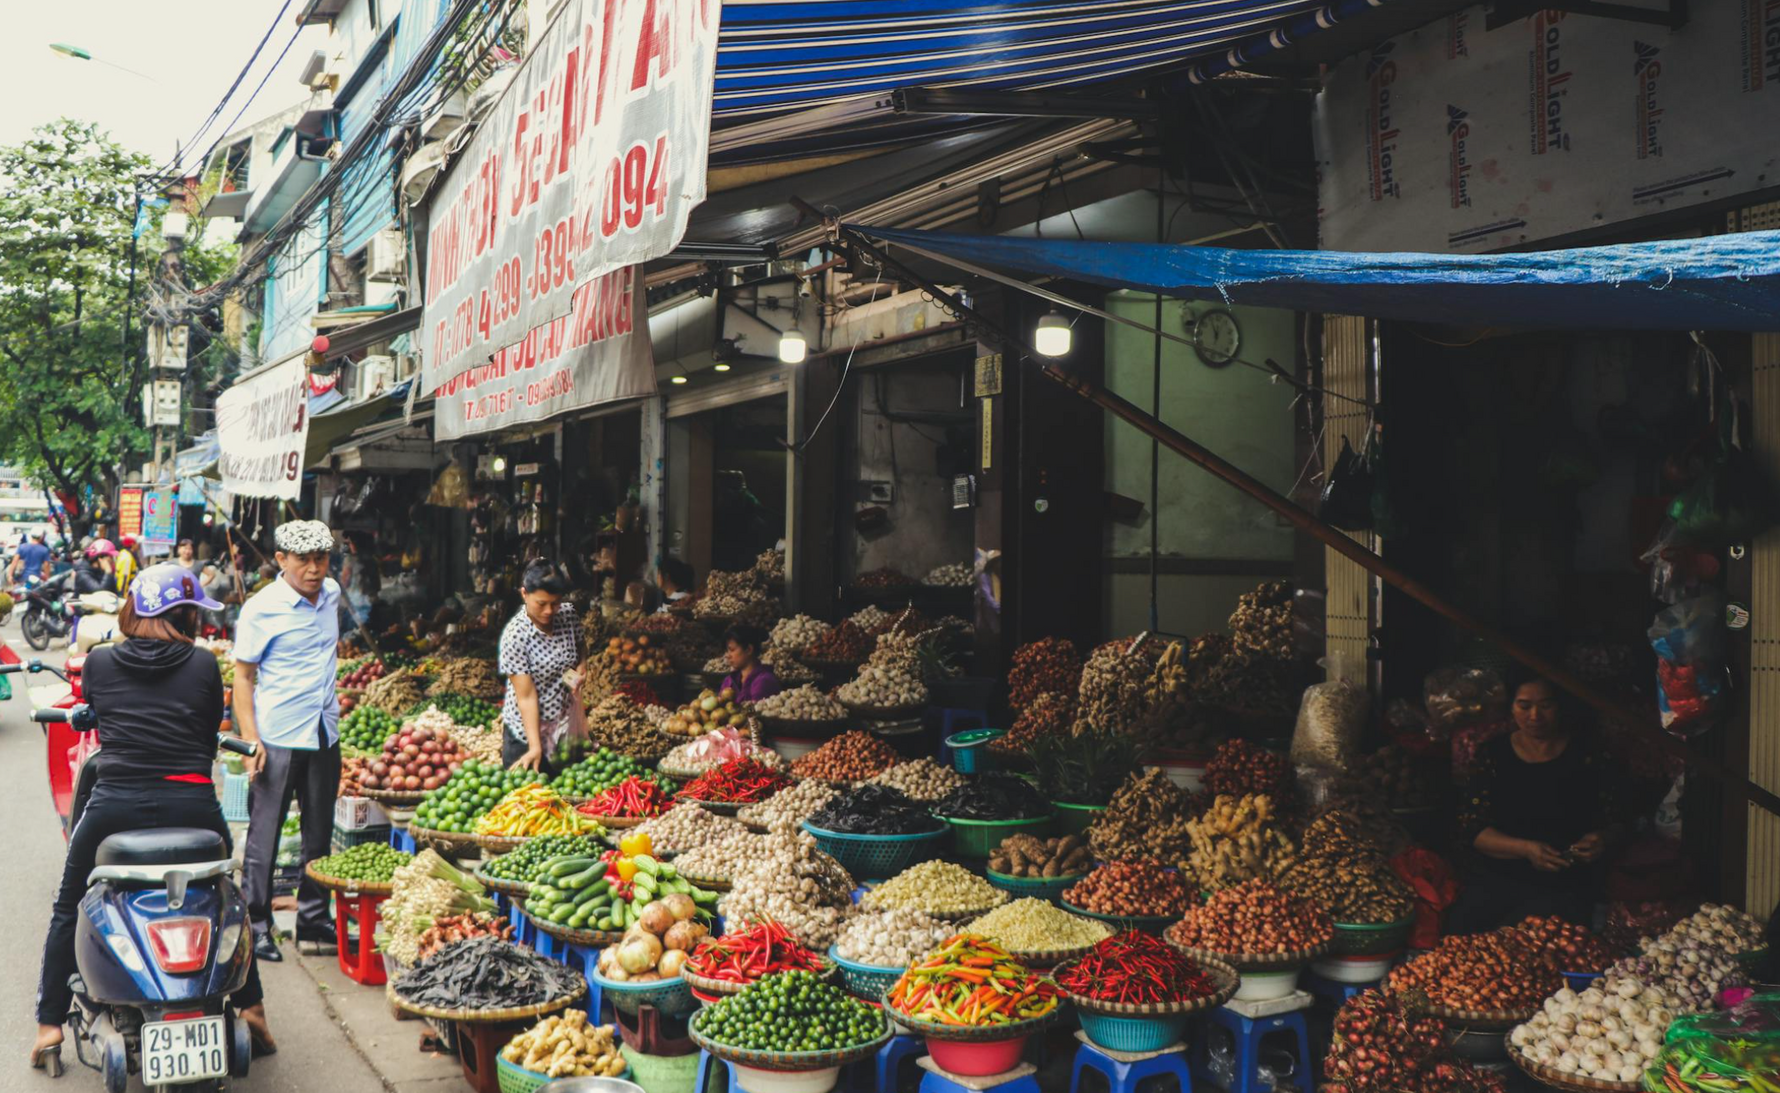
[532, 929, 563, 960]
[694, 1050, 738, 1093]
[558, 942, 606, 1022]
[1192, 1007, 1313, 1093]
[1300, 970, 1379, 1007]
[1071, 1039, 1193, 1093]
[918, 1060, 1039, 1093]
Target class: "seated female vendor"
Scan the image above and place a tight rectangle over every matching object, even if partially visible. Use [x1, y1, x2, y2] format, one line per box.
[1447, 670, 1621, 934]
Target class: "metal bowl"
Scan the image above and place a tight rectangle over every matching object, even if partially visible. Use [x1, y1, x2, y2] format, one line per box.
[537, 1079, 646, 1093]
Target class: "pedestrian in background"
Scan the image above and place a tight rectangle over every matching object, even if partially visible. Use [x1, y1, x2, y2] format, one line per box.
[232, 520, 342, 961]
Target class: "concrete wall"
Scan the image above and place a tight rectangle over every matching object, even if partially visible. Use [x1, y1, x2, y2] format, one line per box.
[849, 368, 975, 582]
[1101, 294, 1299, 637]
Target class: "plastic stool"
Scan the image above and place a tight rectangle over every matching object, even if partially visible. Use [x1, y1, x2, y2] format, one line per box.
[333, 891, 387, 986]
[389, 827, 416, 853]
[694, 1050, 738, 1093]
[453, 1017, 531, 1093]
[533, 930, 562, 960]
[559, 942, 606, 1022]
[916, 1057, 1040, 1093]
[1071, 1039, 1192, 1093]
[1301, 970, 1378, 1007]
[843, 1032, 923, 1093]
[1192, 1007, 1312, 1093]
[506, 901, 534, 946]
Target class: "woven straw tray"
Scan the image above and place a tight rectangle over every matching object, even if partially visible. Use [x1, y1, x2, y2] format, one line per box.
[304, 862, 395, 897]
[1164, 925, 1330, 971]
[888, 1003, 1068, 1043]
[1414, 1001, 1536, 1029]
[471, 864, 532, 899]
[385, 980, 585, 1025]
[1050, 955, 1239, 1017]
[682, 959, 836, 998]
[355, 786, 429, 806]
[1506, 1041, 1641, 1092]
[518, 900, 625, 948]
[689, 1015, 890, 1072]
[759, 716, 851, 738]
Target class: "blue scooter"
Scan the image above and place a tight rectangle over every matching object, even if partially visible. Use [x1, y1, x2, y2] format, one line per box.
[26, 694, 259, 1091]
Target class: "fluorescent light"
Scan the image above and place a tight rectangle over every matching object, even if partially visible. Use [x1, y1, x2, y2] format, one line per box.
[671, 375, 688, 385]
[1034, 310, 1071, 357]
[713, 362, 731, 372]
[778, 329, 807, 364]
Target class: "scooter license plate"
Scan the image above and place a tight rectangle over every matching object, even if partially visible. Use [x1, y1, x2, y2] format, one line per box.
[141, 1016, 228, 1084]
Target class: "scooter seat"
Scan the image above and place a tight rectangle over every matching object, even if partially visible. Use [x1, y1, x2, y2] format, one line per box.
[94, 828, 228, 868]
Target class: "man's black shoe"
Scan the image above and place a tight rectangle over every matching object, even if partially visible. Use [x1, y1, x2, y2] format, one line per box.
[253, 934, 283, 962]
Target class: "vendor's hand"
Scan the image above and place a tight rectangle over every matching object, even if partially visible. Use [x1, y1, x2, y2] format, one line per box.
[509, 747, 543, 772]
[1522, 840, 1570, 872]
[1570, 832, 1608, 863]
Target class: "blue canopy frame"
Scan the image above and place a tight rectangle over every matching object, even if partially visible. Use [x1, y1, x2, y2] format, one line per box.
[853, 224, 1780, 331]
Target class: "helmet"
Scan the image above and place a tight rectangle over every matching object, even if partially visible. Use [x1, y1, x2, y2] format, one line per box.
[29, 527, 46, 541]
[129, 563, 223, 617]
[118, 535, 139, 550]
[86, 539, 117, 560]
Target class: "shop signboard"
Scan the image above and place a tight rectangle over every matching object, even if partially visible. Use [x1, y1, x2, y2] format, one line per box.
[215, 356, 311, 501]
[142, 488, 176, 549]
[117, 487, 144, 541]
[1316, 2, 1780, 252]
[421, 0, 718, 439]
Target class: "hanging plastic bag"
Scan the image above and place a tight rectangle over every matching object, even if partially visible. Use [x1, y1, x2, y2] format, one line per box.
[1317, 436, 1374, 531]
[1649, 593, 1729, 736]
[1291, 652, 1369, 771]
[1423, 667, 1506, 737]
[1667, 445, 1779, 547]
[1390, 848, 1458, 950]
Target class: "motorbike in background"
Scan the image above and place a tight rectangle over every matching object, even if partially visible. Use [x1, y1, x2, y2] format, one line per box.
[21, 568, 76, 650]
[2, 659, 259, 1091]
[71, 590, 122, 655]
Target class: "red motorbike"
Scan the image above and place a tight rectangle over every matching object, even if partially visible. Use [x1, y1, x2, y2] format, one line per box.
[1, 646, 90, 835]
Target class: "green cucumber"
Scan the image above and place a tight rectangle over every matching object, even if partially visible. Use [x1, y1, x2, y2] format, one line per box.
[547, 857, 597, 878]
[560, 864, 605, 890]
[572, 881, 608, 907]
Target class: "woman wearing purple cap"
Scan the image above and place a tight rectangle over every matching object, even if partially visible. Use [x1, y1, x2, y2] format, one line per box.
[29, 564, 276, 1072]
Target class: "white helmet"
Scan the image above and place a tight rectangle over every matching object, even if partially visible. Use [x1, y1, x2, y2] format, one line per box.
[29, 527, 46, 541]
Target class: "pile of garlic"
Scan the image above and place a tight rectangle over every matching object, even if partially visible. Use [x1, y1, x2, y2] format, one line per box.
[718, 832, 857, 950]
[836, 663, 928, 709]
[1511, 980, 1671, 1085]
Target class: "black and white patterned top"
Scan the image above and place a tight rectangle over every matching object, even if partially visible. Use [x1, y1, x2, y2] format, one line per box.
[499, 602, 581, 740]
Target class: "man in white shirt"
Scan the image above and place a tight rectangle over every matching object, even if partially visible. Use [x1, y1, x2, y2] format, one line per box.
[233, 520, 342, 960]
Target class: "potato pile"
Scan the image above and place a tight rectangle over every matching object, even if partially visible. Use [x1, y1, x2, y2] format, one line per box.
[1088, 768, 1195, 865]
[988, 834, 1092, 879]
[1185, 794, 1298, 891]
[663, 688, 751, 737]
[502, 1010, 624, 1079]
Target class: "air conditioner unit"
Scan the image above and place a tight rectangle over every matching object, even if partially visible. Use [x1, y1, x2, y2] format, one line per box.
[356, 355, 397, 401]
[421, 92, 467, 142]
[366, 229, 404, 282]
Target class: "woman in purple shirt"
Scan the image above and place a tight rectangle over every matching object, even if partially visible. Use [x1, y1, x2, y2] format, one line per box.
[721, 625, 782, 704]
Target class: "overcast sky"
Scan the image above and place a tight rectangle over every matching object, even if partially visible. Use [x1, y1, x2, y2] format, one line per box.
[5, 1, 325, 169]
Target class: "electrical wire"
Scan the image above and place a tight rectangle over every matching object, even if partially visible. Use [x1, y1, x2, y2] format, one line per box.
[786, 267, 882, 453]
[148, 0, 296, 180]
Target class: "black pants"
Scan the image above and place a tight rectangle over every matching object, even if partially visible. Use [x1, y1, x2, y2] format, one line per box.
[38, 781, 263, 1026]
[241, 734, 340, 940]
[501, 733, 564, 777]
[1446, 856, 1595, 936]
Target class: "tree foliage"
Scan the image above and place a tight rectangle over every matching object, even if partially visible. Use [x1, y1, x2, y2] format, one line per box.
[0, 119, 150, 515]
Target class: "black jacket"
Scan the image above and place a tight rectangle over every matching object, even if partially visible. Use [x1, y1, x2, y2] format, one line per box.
[73, 561, 109, 595]
[82, 638, 224, 782]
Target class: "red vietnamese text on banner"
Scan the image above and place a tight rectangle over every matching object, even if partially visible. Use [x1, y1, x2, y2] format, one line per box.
[117, 488, 144, 541]
[215, 357, 311, 501]
[420, 0, 718, 439]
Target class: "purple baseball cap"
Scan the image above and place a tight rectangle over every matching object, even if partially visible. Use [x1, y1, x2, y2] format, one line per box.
[129, 562, 223, 617]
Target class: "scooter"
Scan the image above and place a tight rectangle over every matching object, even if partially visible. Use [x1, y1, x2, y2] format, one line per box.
[21, 568, 76, 650]
[71, 590, 122, 655]
[2, 661, 259, 1091]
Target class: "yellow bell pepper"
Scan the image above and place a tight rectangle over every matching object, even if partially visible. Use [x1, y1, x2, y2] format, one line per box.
[615, 858, 640, 882]
[619, 831, 653, 857]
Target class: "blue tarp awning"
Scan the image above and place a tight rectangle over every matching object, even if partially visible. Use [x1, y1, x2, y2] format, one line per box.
[853, 225, 1780, 331]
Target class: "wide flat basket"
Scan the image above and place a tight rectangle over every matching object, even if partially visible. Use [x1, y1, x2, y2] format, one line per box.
[386, 980, 586, 1024]
[889, 1003, 1066, 1043]
[495, 1055, 631, 1093]
[682, 959, 837, 999]
[1063, 901, 1182, 936]
[1506, 1041, 1641, 1092]
[840, 701, 925, 722]
[1163, 925, 1331, 971]
[304, 861, 395, 896]
[674, 868, 733, 892]
[519, 900, 625, 948]
[674, 796, 750, 817]
[471, 864, 533, 899]
[760, 716, 851, 739]
[1414, 1001, 1536, 1029]
[590, 967, 696, 1017]
[1052, 955, 1240, 1018]
[827, 948, 907, 1002]
[408, 825, 486, 852]
[1330, 917, 1414, 956]
[984, 869, 1083, 904]
[357, 786, 428, 807]
[799, 821, 946, 880]
[689, 1013, 891, 1072]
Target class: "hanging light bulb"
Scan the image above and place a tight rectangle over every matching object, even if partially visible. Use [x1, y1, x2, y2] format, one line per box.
[1034, 310, 1072, 357]
[670, 374, 688, 385]
[778, 329, 807, 364]
[490, 455, 508, 474]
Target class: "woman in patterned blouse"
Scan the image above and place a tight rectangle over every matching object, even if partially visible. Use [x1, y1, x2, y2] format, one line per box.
[1448, 671, 1620, 934]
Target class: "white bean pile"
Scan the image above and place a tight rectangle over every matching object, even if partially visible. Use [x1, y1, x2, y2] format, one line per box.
[870, 758, 967, 802]
[834, 908, 954, 969]
[634, 804, 747, 853]
[756, 684, 847, 721]
[737, 779, 837, 833]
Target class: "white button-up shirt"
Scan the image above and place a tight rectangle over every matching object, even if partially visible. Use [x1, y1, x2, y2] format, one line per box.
[233, 575, 342, 749]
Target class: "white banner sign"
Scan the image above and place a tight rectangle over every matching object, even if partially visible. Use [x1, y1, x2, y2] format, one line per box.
[1315, 2, 1780, 252]
[422, 0, 718, 438]
[215, 356, 310, 501]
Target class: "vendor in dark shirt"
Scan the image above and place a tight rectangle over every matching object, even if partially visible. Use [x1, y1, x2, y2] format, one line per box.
[1448, 672, 1620, 934]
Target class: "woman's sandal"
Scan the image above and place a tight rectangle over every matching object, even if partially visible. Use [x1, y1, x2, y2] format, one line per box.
[29, 1043, 64, 1077]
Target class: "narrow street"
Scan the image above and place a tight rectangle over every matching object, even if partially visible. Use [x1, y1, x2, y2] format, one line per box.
[0, 619, 458, 1093]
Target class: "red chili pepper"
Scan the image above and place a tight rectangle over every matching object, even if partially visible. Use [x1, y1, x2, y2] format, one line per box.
[1054, 932, 1215, 1006]
[676, 758, 793, 805]
[685, 918, 826, 982]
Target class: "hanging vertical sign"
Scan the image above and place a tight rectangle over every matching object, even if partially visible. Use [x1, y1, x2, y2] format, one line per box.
[142, 488, 177, 549]
[215, 357, 311, 501]
[421, 0, 719, 440]
[117, 487, 144, 541]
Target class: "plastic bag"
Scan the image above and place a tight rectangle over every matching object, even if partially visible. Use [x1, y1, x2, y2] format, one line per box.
[1291, 680, 1368, 771]
[1317, 436, 1374, 531]
[1649, 594, 1729, 736]
[1391, 849, 1458, 951]
[1423, 667, 1506, 737]
[425, 463, 470, 508]
[1667, 445, 1778, 548]
[1650, 993, 1780, 1092]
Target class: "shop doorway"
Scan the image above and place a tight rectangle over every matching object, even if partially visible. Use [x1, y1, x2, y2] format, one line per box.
[666, 392, 787, 585]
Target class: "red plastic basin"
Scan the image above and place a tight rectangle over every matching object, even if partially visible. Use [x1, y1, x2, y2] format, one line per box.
[925, 1035, 1028, 1077]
